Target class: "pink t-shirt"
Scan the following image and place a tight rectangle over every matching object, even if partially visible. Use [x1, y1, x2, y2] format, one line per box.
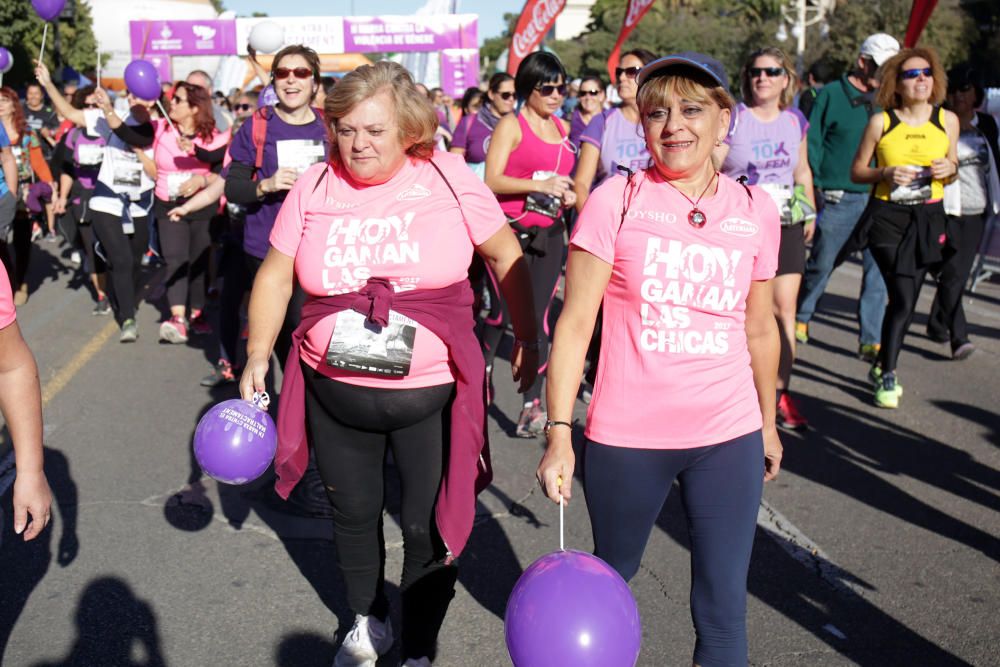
[571, 170, 781, 449]
[270, 151, 506, 389]
[153, 120, 231, 201]
[0, 266, 15, 329]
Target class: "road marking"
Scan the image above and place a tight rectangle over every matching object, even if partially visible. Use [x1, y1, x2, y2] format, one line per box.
[41, 320, 118, 407]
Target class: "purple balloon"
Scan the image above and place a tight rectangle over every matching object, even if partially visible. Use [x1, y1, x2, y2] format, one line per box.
[31, 0, 66, 22]
[505, 550, 642, 667]
[193, 399, 277, 485]
[123, 60, 161, 101]
[0, 48, 12, 75]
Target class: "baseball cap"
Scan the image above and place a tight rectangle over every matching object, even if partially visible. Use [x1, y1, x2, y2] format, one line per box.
[859, 33, 900, 67]
[636, 52, 730, 95]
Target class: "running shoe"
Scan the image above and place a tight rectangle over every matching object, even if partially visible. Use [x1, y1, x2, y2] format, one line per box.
[93, 295, 111, 316]
[484, 364, 494, 405]
[69, 250, 82, 268]
[189, 310, 213, 336]
[159, 316, 189, 344]
[794, 321, 809, 344]
[515, 400, 547, 438]
[44, 231, 59, 243]
[952, 342, 975, 361]
[31, 223, 43, 242]
[119, 319, 138, 343]
[868, 365, 903, 397]
[857, 342, 880, 363]
[776, 392, 808, 430]
[874, 372, 900, 409]
[402, 659, 432, 667]
[13, 283, 28, 306]
[333, 614, 393, 667]
[200, 359, 236, 387]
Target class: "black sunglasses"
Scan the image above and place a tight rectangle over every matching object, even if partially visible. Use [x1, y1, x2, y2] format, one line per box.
[83, 103, 99, 109]
[274, 67, 313, 81]
[495, 91, 515, 101]
[615, 66, 641, 80]
[234, 103, 253, 112]
[535, 83, 567, 97]
[579, 89, 602, 97]
[900, 67, 932, 80]
[749, 66, 786, 78]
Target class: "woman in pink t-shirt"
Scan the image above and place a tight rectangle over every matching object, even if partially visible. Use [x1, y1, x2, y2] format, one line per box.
[484, 51, 578, 438]
[154, 82, 229, 344]
[240, 61, 537, 667]
[537, 53, 783, 667]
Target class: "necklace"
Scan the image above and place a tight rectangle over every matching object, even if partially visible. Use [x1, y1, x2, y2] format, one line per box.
[666, 171, 718, 228]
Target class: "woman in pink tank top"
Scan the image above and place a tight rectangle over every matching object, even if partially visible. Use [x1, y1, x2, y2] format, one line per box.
[484, 51, 577, 437]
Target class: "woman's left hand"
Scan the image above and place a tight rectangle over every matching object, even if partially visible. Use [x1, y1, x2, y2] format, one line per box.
[177, 175, 204, 198]
[803, 222, 815, 244]
[511, 342, 539, 394]
[763, 425, 783, 481]
[930, 157, 956, 181]
[177, 136, 195, 155]
[561, 189, 577, 209]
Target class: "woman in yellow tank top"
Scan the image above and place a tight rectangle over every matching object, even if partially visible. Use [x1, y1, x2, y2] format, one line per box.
[849, 46, 958, 409]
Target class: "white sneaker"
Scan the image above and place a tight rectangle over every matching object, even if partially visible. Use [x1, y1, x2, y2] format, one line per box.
[402, 658, 431, 667]
[333, 614, 393, 667]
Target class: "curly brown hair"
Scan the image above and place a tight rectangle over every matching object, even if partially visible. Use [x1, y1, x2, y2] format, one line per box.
[875, 47, 947, 110]
[0, 87, 27, 141]
[173, 82, 216, 141]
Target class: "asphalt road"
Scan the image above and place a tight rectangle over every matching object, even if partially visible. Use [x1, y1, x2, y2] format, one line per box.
[1, 238, 998, 666]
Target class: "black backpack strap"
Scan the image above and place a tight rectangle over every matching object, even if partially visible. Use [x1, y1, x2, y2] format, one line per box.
[885, 108, 902, 135]
[311, 164, 330, 193]
[428, 158, 463, 213]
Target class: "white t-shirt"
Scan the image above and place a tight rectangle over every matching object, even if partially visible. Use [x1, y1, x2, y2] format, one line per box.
[84, 108, 155, 218]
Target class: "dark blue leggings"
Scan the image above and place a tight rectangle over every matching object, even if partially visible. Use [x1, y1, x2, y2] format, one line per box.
[584, 431, 764, 667]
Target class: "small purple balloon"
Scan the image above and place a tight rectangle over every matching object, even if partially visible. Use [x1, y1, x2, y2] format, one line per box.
[505, 550, 642, 667]
[123, 60, 161, 101]
[0, 48, 12, 75]
[193, 399, 277, 485]
[31, 0, 66, 22]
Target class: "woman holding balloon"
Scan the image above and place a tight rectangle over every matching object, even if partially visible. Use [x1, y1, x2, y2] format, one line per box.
[241, 61, 537, 667]
[538, 53, 783, 666]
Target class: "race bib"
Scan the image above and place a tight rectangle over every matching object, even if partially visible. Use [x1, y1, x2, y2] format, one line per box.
[276, 139, 326, 174]
[167, 172, 195, 200]
[760, 182, 792, 223]
[77, 143, 104, 166]
[111, 152, 144, 201]
[325, 309, 416, 377]
[890, 166, 932, 204]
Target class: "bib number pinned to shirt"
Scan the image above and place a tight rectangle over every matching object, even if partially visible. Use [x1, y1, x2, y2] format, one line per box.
[325, 309, 416, 377]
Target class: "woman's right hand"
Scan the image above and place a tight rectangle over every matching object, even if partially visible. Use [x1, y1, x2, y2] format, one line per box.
[34, 61, 52, 88]
[167, 204, 189, 222]
[240, 353, 270, 401]
[93, 88, 114, 114]
[542, 175, 574, 199]
[265, 168, 299, 193]
[537, 431, 575, 504]
[886, 165, 917, 186]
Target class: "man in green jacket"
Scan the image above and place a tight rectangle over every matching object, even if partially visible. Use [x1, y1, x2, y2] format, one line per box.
[796, 33, 899, 362]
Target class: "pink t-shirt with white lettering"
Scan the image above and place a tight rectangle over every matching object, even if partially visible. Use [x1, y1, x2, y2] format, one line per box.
[270, 151, 506, 388]
[571, 169, 780, 449]
[0, 266, 15, 329]
[153, 120, 231, 201]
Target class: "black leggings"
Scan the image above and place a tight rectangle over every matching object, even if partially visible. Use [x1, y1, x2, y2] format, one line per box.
[927, 213, 987, 349]
[870, 243, 932, 374]
[90, 210, 150, 323]
[0, 213, 32, 289]
[156, 200, 211, 312]
[58, 200, 106, 277]
[303, 370, 457, 661]
[480, 223, 564, 402]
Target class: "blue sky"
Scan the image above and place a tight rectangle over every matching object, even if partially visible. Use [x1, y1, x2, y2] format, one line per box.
[223, 0, 524, 45]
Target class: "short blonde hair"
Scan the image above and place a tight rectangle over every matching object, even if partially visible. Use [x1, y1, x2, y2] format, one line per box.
[739, 47, 798, 110]
[324, 61, 437, 164]
[637, 69, 735, 118]
[876, 47, 947, 110]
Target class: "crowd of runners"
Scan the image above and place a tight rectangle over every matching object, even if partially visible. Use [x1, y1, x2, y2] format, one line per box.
[2, 27, 997, 667]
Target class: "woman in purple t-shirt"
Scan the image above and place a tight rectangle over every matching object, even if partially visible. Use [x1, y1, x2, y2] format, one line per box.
[568, 75, 606, 152]
[449, 72, 515, 177]
[719, 47, 816, 430]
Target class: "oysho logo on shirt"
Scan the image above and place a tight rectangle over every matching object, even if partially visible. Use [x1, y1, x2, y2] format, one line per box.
[396, 184, 432, 201]
[719, 217, 758, 237]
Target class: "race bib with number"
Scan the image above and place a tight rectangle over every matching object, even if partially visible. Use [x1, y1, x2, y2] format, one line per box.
[111, 152, 144, 201]
[890, 166, 932, 204]
[276, 139, 326, 174]
[325, 309, 417, 377]
[77, 143, 104, 166]
[760, 182, 792, 223]
[167, 172, 195, 200]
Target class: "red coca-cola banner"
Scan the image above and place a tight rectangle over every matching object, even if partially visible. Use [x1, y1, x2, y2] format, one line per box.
[904, 0, 938, 47]
[608, 0, 655, 83]
[507, 0, 567, 75]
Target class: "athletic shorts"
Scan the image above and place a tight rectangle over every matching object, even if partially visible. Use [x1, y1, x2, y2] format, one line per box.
[777, 223, 806, 276]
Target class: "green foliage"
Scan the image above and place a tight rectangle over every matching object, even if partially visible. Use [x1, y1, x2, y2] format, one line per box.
[0, 0, 102, 88]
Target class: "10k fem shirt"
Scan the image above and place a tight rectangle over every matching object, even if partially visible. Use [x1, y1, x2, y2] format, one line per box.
[571, 170, 781, 449]
[580, 108, 650, 188]
[270, 151, 506, 389]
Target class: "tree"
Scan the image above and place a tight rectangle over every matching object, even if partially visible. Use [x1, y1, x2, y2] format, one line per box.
[0, 0, 102, 88]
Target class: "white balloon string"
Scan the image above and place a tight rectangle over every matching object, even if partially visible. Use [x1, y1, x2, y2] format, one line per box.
[558, 479, 565, 552]
[155, 99, 179, 136]
[39, 23, 48, 67]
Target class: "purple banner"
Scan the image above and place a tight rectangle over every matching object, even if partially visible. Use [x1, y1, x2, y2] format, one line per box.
[147, 55, 172, 84]
[129, 20, 239, 57]
[342, 15, 477, 53]
[440, 49, 480, 99]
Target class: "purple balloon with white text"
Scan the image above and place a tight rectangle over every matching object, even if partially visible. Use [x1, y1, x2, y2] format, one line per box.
[123, 60, 161, 101]
[31, 0, 66, 22]
[505, 550, 641, 667]
[193, 399, 277, 485]
[0, 48, 12, 75]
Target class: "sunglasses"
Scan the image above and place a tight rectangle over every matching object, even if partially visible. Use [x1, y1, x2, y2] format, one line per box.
[495, 91, 515, 101]
[535, 83, 567, 97]
[750, 66, 786, 78]
[579, 89, 602, 97]
[274, 67, 313, 81]
[234, 103, 253, 112]
[615, 66, 641, 80]
[900, 67, 932, 80]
